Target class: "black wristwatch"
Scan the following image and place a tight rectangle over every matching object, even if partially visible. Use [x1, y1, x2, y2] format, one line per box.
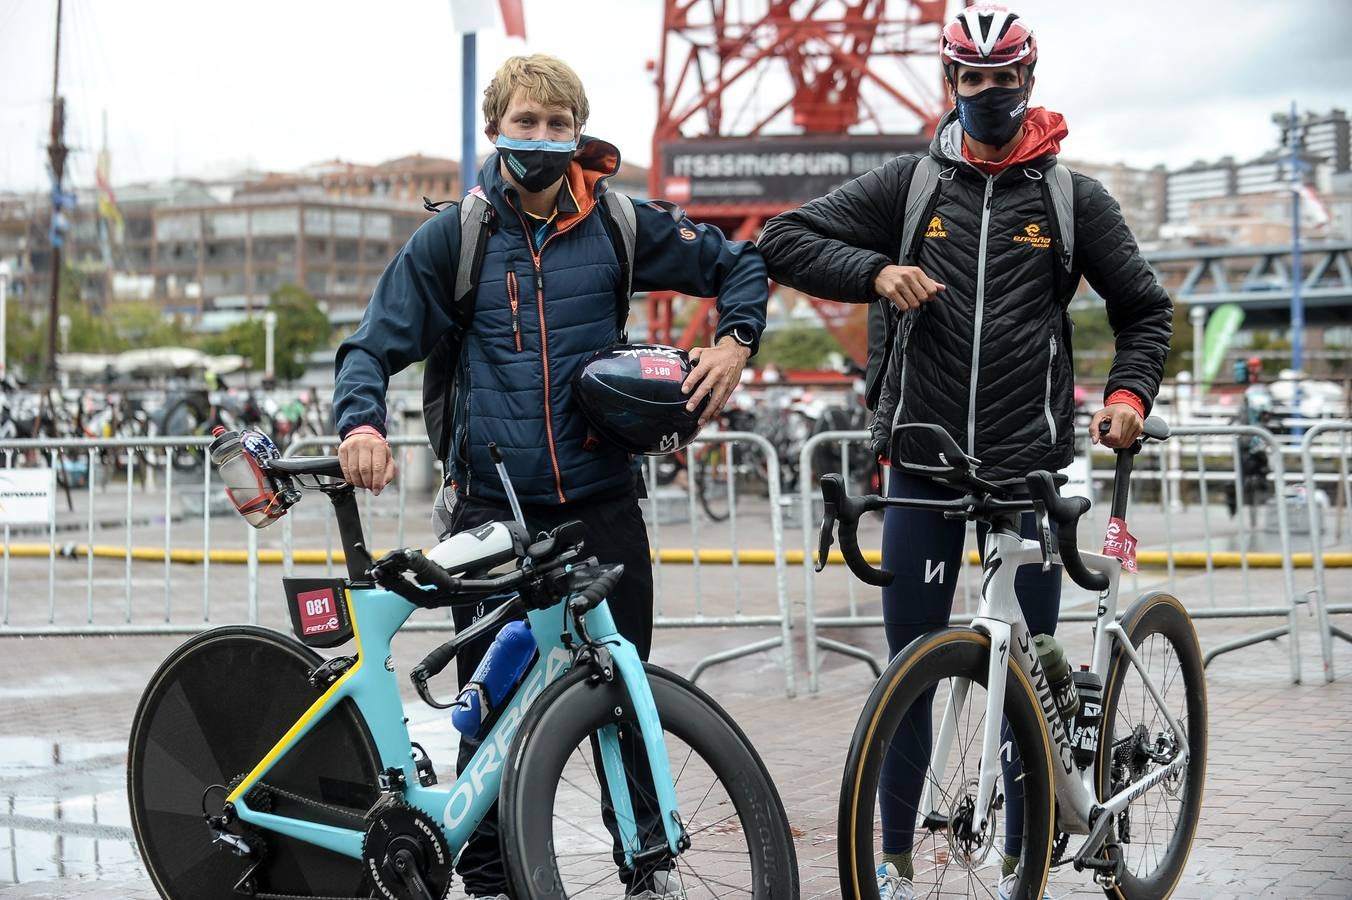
[724, 326, 756, 352]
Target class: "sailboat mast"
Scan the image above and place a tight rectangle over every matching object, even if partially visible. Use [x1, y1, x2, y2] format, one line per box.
[46, 0, 67, 385]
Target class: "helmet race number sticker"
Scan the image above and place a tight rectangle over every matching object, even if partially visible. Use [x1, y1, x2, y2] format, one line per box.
[639, 356, 683, 381]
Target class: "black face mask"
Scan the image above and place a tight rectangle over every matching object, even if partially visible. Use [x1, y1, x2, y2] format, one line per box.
[954, 84, 1029, 148]
[496, 136, 577, 193]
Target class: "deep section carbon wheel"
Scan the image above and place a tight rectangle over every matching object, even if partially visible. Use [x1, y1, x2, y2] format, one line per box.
[499, 663, 799, 899]
[128, 625, 381, 899]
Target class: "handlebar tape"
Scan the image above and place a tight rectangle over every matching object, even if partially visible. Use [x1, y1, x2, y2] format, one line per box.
[819, 474, 893, 587]
[1025, 471, 1110, 592]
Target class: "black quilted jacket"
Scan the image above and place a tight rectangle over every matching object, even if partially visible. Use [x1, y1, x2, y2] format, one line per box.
[759, 113, 1172, 482]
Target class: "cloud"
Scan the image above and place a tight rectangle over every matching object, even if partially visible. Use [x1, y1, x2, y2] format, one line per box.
[1, 0, 1348, 192]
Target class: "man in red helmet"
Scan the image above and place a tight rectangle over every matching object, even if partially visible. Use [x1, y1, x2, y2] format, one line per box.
[761, 5, 1172, 899]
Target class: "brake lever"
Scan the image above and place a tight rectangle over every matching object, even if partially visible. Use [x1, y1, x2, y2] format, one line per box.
[1033, 501, 1060, 572]
[815, 503, 837, 573]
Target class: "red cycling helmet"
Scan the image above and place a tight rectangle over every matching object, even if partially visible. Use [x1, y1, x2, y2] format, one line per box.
[941, 4, 1037, 72]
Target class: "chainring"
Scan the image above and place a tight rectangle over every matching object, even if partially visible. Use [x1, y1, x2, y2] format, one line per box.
[361, 800, 453, 900]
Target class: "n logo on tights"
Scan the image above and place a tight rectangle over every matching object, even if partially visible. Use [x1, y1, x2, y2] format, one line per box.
[924, 560, 945, 584]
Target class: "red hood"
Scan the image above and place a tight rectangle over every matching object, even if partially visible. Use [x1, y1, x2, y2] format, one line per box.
[961, 107, 1068, 175]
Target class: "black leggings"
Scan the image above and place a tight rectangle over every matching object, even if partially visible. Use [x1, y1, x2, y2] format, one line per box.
[878, 472, 1062, 857]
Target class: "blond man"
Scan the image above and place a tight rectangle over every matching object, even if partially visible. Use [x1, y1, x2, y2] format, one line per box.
[333, 54, 768, 899]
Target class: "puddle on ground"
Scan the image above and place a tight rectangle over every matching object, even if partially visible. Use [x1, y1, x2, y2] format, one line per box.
[0, 737, 143, 885]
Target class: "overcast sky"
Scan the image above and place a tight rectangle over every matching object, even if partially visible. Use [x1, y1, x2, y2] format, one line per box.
[2, 0, 1349, 195]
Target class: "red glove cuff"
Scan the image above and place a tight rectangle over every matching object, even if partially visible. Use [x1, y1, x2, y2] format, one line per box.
[1105, 390, 1146, 418]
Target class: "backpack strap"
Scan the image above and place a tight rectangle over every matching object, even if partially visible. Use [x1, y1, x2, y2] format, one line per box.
[1044, 163, 1075, 277]
[865, 156, 942, 410]
[1038, 163, 1076, 308]
[898, 156, 943, 266]
[599, 190, 637, 339]
[453, 188, 494, 322]
[424, 190, 494, 464]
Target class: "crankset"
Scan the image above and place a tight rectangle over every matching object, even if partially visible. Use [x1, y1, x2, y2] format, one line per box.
[362, 799, 453, 900]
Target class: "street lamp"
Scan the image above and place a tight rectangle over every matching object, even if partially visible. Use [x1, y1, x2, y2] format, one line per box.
[263, 310, 278, 381]
[1190, 305, 1206, 391]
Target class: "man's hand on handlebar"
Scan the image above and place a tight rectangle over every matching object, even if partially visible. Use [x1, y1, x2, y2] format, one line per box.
[338, 431, 397, 495]
[1090, 403, 1143, 450]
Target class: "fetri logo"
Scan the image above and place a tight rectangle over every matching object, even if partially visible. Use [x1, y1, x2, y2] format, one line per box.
[925, 215, 948, 239]
[1013, 222, 1052, 248]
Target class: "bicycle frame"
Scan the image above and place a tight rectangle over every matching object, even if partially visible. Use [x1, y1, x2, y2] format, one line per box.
[918, 524, 1192, 855]
[223, 578, 686, 868]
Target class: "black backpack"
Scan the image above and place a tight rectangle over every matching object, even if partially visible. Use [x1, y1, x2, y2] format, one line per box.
[421, 188, 638, 463]
[863, 156, 1077, 409]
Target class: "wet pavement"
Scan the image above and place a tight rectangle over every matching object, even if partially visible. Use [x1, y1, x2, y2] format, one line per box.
[1, 479, 1350, 897]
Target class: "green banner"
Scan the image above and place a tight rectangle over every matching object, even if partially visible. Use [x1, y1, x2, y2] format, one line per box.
[1201, 303, 1245, 390]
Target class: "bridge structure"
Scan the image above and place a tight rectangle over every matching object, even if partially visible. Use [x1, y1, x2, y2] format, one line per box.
[1142, 240, 1352, 326]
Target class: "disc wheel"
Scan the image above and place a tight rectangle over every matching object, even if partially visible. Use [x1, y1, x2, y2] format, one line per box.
[500, 663, 799, 899]
[837, 628, 1056, 900]
[128, 626, 382, 899]
[1095, 592, 1207, 899]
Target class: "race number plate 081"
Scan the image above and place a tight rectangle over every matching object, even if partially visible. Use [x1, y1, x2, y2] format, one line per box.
[284, 577, 355, 648]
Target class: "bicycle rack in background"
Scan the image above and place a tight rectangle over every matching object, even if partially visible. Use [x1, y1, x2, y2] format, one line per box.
[1132, 426, 1302, 683]
[643, 431, 796, 698]
[1300, 422, 1352, 683]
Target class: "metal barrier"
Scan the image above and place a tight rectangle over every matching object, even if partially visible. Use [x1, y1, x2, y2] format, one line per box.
[0, 435, 217, 636]
[283, 431, 797, 695]
[1300, 422, 1352, 682]
[798, 426, 1310, 692]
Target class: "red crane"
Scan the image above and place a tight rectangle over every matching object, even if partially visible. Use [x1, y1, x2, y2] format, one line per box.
[646, 0, 950, 361]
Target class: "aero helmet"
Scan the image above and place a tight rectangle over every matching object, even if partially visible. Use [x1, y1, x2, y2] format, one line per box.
[940, 4, 1037, 75]
[573, 344, 708, 456]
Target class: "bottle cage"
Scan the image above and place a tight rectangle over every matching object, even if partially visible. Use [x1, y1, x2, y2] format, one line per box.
[209, 428, 299, 528]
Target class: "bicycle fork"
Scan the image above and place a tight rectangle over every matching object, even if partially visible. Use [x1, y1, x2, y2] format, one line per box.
[575, 601, 690, 870]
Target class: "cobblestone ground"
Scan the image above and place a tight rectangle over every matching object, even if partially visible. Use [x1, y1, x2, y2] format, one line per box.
[1, 480, 1350, 898]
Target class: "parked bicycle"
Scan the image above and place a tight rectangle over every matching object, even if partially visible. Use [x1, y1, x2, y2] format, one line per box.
[819, 418, 1206, 899]
[127, 429, 798, 899]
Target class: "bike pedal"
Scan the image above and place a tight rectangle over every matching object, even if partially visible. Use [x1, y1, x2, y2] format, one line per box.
[211, 829, 255, 857]
[921, 811, 948, 832]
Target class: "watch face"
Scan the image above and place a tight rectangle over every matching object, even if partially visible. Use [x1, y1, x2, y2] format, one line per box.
[731, 327, 753, 346]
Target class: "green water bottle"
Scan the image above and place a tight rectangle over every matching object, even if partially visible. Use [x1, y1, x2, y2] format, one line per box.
[1033, 633, 1080, 727]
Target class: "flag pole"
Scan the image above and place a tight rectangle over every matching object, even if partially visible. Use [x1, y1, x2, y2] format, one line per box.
[461, 32, 477, 197]
[1287, 100, 1304, 436]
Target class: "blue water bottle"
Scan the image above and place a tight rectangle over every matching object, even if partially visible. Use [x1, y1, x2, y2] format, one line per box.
[451, 620, 536, 736]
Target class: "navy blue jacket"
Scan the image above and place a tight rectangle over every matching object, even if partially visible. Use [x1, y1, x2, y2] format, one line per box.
[334, 136, 768, 505]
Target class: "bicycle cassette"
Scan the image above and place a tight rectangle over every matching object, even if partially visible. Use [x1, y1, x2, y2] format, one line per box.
[362, 800, 453, 900]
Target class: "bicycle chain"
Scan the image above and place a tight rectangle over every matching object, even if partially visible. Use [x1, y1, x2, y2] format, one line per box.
[220, 780, 377, 899]
[227, 778, 373, 897]
[251, 781, 369, 826]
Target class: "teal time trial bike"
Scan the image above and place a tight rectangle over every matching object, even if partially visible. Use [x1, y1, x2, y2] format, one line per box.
[127, 432, 798, 899]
